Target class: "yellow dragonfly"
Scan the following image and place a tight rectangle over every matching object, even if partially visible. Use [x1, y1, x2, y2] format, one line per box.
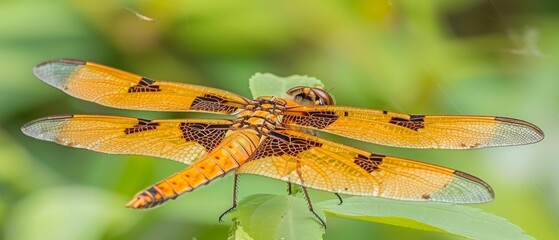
[22, 59, 544, 226]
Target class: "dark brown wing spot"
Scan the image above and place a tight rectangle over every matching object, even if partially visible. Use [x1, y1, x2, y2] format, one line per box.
[460, 142, 481, 149]
[190, 94, 238, 114]
[180, 122, 231, 151]
[389, 115, 425, 131]
[353, 153, 384, 173]
[283, 111, 339, 129]
[124, 118, 160, 134]
[247, 131, 323, 161]
[128, 77, 161, 93]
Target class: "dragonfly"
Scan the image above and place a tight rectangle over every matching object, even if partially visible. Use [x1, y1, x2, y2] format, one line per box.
[22, 59, 544, 226]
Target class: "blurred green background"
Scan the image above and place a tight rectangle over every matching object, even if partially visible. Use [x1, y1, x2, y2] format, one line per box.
[1, 0, 557, 239]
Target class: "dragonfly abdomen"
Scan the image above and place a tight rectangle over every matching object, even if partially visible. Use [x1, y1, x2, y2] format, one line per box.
[126, 130, 260, 209]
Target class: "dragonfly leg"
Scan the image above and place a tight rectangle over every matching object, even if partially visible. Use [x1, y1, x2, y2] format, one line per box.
[287, 182, 292, 195]
[219, 174, 239, 223]
[301, 186, 327, 229]
[296, 161, 327, 229]
[334, 193, 343, 205]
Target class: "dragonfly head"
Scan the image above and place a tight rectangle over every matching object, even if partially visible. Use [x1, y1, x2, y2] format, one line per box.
[286, 86, 335, 106]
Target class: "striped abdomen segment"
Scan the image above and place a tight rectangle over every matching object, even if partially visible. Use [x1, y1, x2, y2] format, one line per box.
[126, 130, 260, 209]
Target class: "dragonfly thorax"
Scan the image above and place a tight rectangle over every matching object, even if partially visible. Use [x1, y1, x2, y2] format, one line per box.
[234, 96, 292, 135]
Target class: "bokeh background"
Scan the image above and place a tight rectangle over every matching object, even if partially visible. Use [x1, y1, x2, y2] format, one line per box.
[1, 0, 558, 239]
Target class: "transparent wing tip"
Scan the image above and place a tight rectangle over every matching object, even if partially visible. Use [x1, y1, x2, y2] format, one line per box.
[430, 170, 495, 204]
[33, 59, 85, 90]
[21, 115, 72, 141]
[495, 117, 545, 145]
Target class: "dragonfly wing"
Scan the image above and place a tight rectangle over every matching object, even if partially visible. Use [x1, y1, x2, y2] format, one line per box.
[22, 115, 234, 164]
[237, 129, 494, 203]
[283, 105, 544, 149]
[33, 59, 249, 114]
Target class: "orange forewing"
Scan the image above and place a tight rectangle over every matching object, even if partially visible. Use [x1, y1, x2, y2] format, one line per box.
[283, 105, 544, 149]
[33, 59, 249, 114]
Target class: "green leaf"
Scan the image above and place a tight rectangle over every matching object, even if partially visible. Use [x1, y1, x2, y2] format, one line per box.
[228, 223, 254, 240]
[248, 73, 324, 98]
[319, 197, 535, 240]
[229, 194, 325, 240]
